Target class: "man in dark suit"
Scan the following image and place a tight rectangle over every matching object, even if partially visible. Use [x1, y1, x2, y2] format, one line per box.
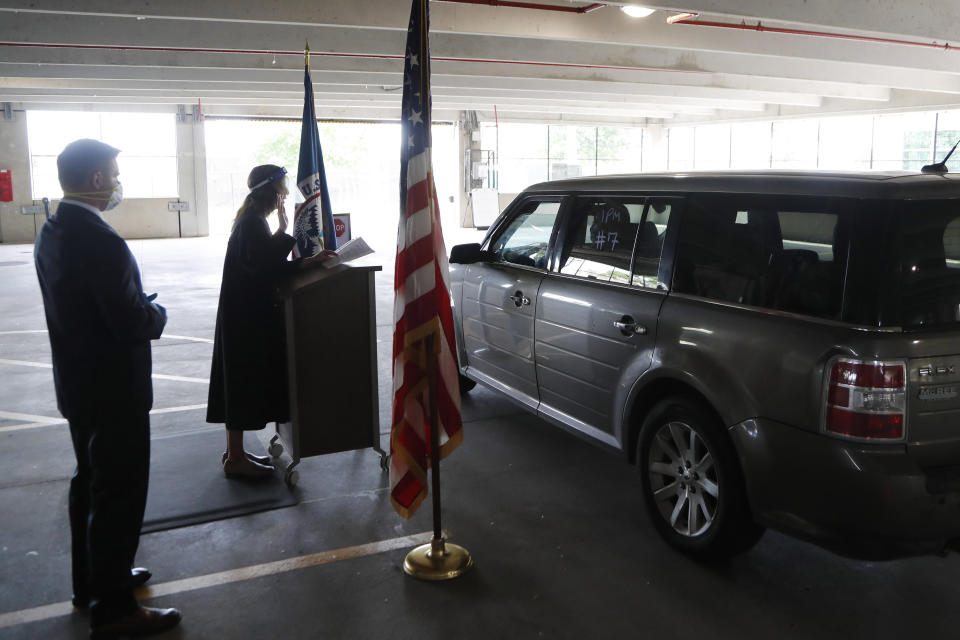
[34, 139, 181, 638]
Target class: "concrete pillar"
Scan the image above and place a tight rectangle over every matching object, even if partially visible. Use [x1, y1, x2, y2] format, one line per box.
[458, 110, 483, 229]
[0, 105, 43, 245]
[174, 105, 209, 237]
[642, 124, 668, 172]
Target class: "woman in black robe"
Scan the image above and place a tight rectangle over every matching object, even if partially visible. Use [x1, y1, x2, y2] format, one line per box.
[206, 164, 329, 478]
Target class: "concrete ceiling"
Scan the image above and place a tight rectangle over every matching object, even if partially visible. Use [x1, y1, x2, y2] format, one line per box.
[1, 0, 959, 125]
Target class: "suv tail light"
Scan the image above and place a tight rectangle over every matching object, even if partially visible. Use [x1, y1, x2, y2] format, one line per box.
[824, 358, 906, 440]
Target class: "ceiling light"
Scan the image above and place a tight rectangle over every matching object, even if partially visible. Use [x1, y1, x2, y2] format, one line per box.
[621, 5, 655, 18]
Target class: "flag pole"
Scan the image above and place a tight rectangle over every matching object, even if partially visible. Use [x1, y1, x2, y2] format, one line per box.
[403, 333, 473, 580]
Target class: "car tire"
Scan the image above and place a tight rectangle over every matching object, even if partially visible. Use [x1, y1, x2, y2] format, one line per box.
[459, 373, 477, 394]
[637, 395, 764, 559]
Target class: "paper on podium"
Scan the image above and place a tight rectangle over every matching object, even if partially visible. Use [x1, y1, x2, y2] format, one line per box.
[322, 237, 374, 268]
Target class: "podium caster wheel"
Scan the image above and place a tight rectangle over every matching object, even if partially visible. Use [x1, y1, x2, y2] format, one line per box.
[285, 469, 299, 487]
[268, 442, 283, 458]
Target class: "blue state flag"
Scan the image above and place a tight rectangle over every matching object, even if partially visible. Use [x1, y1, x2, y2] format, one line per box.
[293, 65, 338, 256]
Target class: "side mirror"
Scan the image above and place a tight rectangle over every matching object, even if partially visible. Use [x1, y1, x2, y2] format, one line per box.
[449, 243, 487, 264]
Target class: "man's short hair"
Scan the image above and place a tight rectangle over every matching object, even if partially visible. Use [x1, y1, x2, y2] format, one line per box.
[57, 139, 120, 192]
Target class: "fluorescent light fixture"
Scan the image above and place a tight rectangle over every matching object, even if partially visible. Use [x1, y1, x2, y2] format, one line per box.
[621, 5, 655, 18]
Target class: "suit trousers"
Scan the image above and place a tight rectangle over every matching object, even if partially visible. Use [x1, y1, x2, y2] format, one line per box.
[68, 407, 150, 616]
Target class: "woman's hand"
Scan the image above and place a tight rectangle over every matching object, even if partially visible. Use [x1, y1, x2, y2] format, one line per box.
[275, 193, 289, 233]
[299, 249, 338, 269]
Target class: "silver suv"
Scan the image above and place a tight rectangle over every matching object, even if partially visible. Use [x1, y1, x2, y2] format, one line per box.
[449, 171, 960, 559]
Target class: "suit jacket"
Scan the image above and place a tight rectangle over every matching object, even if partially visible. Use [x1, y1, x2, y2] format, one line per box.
[34, 202, 167, 420]
[206, 213, 298, 429]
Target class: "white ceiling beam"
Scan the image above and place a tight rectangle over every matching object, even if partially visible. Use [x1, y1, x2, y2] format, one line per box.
[0, 60, 889, 105]
[2, 11, 959, 80]
[0, 78, 769, 112]
[2, 0, 956, 48]
[637, 1, 959, 44]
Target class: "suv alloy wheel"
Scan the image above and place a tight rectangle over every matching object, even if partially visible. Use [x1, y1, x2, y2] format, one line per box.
[638, 395, 764, 558]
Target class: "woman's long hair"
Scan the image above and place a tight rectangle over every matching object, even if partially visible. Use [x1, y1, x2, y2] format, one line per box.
[233, 164, 284, 230]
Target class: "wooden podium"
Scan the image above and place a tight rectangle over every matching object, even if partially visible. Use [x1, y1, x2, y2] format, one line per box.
[269, 260, 386, 485]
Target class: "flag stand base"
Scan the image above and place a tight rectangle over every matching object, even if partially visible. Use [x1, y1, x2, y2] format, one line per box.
[403, 537, 473, 581]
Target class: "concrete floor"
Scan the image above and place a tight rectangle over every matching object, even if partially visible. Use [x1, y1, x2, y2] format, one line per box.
[2, 235, 960, 640]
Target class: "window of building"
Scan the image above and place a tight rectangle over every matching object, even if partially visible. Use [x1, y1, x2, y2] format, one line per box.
[935, 110, 960, 163]
[818, 115, 873, 170]
[668, 127, 694, 171]
[694, 125, 731, 170]
[730, 122, 772, 169]
[771, 119, 819, 169]
[26, 110, 178, 199]
[872, 112, 936, 171]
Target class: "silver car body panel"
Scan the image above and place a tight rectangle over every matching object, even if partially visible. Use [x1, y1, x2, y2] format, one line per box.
[535, 274, 666, 446]
[449, 170, 960, 554]
[460, 261, 544, 410]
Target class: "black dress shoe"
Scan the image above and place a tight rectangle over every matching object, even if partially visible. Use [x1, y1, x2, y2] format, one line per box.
[89, 605, 181, 639]
[127, 567, 152, 589]
[73, 568, 153, 609]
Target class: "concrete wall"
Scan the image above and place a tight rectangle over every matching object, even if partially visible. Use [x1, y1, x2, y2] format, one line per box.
[0, 109, 36, 244]
[0, 105, 209, 244]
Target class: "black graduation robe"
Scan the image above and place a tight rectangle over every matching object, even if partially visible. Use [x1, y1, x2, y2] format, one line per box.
[206, 212, 299, 430]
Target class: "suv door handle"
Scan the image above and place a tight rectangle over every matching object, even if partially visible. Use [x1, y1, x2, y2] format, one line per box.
[509, 291, 531, 307]
[614, 315, 647, 336]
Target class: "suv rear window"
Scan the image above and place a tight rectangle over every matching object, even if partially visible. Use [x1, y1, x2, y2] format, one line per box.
[896, 200, 960, 328]
[674, 195, 847, 321]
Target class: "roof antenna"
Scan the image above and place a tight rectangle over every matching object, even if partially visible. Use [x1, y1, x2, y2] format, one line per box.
[921, 138, 960, 175]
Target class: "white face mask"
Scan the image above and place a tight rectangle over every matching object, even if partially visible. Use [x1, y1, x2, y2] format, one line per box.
[103, 183, 123, 211]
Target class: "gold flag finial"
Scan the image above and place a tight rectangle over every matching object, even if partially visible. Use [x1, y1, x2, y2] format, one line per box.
[304, 40, 310, 71]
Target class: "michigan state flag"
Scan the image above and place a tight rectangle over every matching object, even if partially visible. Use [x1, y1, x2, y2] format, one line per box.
[293, 65, 338, 256]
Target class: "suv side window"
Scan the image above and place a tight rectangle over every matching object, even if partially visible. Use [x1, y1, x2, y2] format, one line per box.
[558, 198, 639, 284]
[633, 200, 673, 288]
[557, 197, 672, 287]
[488, 200, 561, 268]
[674, 195, 844, 319]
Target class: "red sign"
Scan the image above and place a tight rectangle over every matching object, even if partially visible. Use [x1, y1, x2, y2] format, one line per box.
[333, 214, 351, 242]
[0, 169, 12, 203]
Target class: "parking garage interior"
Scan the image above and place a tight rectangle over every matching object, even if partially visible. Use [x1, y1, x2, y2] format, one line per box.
[2, 1, 960, 638]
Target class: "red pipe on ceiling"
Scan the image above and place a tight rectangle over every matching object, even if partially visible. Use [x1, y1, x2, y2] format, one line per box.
[435, 0, 606, 13]
[673, 18, 957, 52]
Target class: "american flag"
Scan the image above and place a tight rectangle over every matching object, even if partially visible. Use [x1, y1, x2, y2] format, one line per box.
[390, 0, 463, 518]
[293, 61, 338, 257]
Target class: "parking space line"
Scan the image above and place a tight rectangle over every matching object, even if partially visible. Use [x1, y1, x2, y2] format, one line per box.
[0, 531, 433, 631]
[162, 334, 214, 344]
[0, 358, 51, 369]
[0, 410, 62, 424]
[0, 404, 210, 434]
[152, 373, 209, 384]
[0, 359, 208, 384]
[0, 330, 213, 345]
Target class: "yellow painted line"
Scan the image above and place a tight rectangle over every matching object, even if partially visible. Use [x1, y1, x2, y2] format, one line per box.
[0, 531, 434, 631]
[0, 404, 209, 434]
[0, 359, 208, 384]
